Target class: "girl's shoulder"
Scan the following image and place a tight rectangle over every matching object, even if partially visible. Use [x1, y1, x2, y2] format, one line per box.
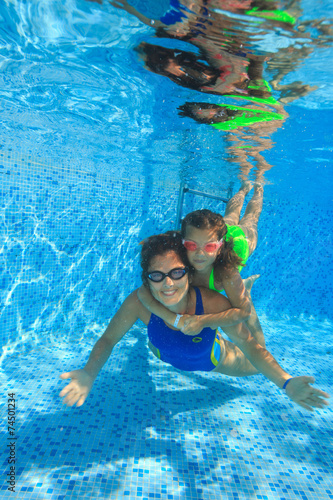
[218, 264, 240, 283]
[213, 263, 239, 288]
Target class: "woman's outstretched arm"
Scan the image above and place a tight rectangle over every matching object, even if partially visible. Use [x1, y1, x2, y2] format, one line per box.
[205, 288, 330, 411]
[59, 291, 148, 407]
[222, 320, 330, 411]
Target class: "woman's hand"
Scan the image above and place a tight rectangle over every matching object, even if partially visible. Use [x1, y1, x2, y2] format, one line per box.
[59, 369, 95, 407]
[285, 376, 330, 411]
[179, 314, 206, 336]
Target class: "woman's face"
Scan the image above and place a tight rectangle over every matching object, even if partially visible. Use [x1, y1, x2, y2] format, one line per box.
[148, 251, 189, 309]
[184, 225, 221, 273]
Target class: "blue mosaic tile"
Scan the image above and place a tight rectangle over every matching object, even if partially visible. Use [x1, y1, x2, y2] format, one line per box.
[1, 30, 332, 500]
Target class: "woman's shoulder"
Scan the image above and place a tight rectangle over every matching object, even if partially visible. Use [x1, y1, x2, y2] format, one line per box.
[124, 289, 151, 324]
[124, 289, 141, 306]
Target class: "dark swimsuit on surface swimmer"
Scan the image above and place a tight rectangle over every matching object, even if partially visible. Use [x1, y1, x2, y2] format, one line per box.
[159, 0, 211, 37]
[148, 287, 221, 372]
[160, 0, 188, 25]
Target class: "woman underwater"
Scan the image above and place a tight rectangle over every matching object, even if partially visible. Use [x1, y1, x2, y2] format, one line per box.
[59, 232, 329, 411]
[138, 183, 266, 346]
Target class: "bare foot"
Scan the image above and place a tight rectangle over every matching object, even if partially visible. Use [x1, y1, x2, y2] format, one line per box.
[253, 183, 264, 194]
[243, 274, 260, 294]
[240, 180, 253, 195]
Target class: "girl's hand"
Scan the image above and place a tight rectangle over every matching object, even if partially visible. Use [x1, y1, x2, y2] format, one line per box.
[179, 314, 206, 336]
[59, 369, 95, 407]
[285, 376, 330, 411]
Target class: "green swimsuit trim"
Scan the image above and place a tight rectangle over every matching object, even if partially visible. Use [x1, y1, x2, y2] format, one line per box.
[245, 8, 296, 25]
[229, 80, 280, 107]
[209, 224, 249, 293]
[211, 104, 285, 131]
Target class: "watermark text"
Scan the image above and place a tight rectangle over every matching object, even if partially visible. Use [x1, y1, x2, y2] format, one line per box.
[7, 393, 16, 493]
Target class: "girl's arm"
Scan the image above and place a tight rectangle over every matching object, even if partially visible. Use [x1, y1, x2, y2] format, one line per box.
[183, 272, 266, 345]
[137, 274, 254, 335]
[218, 266, 252, 319]
[59, 290, 149, 407]
[180, 268, 260, 335]
[137, 285, 178, 325]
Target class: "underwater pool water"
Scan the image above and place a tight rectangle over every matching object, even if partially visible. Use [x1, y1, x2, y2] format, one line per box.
[0, 0, 332, 499]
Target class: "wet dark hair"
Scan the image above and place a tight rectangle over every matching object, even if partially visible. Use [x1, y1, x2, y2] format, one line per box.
[180, 209, 244, 280]
[141, 231, 192, 287]
[178, 102, 239, 124]
[135, 42, 220, 91]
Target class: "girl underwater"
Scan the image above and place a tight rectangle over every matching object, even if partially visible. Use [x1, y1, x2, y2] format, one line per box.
[138, 183, 266, 346]
[59, 232, 329, 411]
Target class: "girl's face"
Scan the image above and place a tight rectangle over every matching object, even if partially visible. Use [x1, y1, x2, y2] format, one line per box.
[148, 251, 189, 309]
[184, 225, 221, 273]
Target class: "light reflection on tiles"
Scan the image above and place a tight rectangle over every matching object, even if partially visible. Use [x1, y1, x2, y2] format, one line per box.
[1, 153, 332, 499]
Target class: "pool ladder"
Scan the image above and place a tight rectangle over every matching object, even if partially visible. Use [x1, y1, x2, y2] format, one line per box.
[175, 182, 233, 230]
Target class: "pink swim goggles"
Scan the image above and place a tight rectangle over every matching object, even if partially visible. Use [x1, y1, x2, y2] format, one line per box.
[182, 239, 223, 253]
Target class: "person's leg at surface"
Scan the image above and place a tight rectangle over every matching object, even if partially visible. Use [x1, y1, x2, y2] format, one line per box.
[238, 183, 263, 256]
[223, 180, 253, 227]
[225, 132, 256, 181]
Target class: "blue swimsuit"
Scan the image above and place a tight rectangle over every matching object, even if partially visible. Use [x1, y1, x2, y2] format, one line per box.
[148, 287, 221, 372]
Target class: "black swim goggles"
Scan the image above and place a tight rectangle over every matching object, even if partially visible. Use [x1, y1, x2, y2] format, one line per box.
[145, 266, 189, 283]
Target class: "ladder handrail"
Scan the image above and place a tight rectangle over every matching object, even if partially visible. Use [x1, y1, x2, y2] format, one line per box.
[176, 183, 231, 230]
[185, 187, 229, 203]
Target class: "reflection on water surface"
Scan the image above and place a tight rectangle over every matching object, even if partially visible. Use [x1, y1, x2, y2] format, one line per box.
[0, 0, 331, 186]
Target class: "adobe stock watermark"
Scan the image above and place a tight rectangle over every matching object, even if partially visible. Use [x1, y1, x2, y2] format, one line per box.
[7, 393, 17, 493]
